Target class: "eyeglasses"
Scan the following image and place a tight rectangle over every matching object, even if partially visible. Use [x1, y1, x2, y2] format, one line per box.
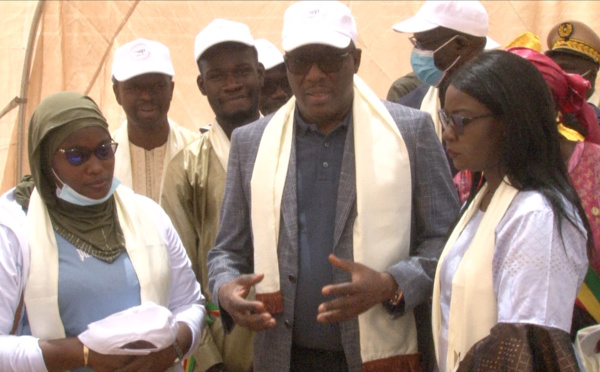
[408, 36, 424, 50]
[57, 141, 119, 166]
[409, 34, 458, 52]
[284, 51, 351, 74]
[438, 109, 496, 135]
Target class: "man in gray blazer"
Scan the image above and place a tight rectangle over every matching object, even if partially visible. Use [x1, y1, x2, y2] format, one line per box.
[207, 2, 459, 371]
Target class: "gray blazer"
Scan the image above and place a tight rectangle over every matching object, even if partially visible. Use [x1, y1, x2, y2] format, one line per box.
[207, 100, 460, 372]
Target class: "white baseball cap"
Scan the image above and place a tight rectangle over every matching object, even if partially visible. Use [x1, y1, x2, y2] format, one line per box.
[392, 1, 500, 50]
[282, 1, 357, 52]
[111, 38, 175, 82]
[255, 38, 284, 70]
[194, 18, 255, 62]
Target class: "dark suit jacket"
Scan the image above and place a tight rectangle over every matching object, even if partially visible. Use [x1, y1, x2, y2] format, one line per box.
[207, 100, 459, 372]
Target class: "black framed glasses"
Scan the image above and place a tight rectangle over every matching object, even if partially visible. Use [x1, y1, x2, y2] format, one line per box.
[438, 109, 496, 135]
[57, 141, 119, 166]
[284, 51, 351, 74]
[408, 36, 424, 50]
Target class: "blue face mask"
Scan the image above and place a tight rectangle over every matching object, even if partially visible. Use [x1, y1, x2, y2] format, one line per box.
[410, 48, 444, 87]
[53, 169, 120, 206]
[410, 35, 462, 87]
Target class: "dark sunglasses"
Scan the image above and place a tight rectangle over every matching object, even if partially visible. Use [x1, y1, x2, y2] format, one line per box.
[438, 109, 496, 135]
[262, 78, 292, 96]
[57, 141, 119, 166]
[284, 51, 351, 75]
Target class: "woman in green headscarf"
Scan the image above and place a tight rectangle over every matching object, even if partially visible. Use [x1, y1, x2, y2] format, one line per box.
[0, 92, 205, 372]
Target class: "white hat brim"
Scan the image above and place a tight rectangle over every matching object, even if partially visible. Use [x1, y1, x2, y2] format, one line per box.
[392, 16, 439, 34]
[113, 65, 175, 82]
[283, 30, 352, 52]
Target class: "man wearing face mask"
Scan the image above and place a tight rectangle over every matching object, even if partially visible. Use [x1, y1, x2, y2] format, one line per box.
[391, 0, 499, 142]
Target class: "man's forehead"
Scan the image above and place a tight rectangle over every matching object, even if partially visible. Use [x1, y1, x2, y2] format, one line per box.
[201, 42, 255, 62]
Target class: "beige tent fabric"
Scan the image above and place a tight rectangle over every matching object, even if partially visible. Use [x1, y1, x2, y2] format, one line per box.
[1, 1, 600, 192]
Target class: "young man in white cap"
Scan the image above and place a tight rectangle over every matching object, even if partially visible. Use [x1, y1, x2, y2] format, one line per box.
[111, 38, 197, 203]
[255, 38, 292, 115]
[207, 2, 458, 371]
[391, 1, 498, 142]
[160, 18, 263, 372]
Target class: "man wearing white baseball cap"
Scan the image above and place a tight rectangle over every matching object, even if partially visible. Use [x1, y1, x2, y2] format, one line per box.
[207, 2, 458, 371]
[255, 38, 292, 116]
[111, 38, 197, 204]
[391, 1, 498, 143]
[160, 18, 263, 372]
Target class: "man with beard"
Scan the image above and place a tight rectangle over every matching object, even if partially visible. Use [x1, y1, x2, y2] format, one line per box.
[111, 38, 197, 203]
[160, 19, 263, 372]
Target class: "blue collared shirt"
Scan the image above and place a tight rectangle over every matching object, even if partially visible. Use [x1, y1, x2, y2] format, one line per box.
[292, 107, 350, 351]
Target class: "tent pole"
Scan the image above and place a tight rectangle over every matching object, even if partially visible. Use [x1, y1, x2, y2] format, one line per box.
[16, 0, 45, 181]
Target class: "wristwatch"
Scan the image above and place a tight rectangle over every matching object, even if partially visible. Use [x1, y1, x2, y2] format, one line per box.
[387, 287, 403, 307]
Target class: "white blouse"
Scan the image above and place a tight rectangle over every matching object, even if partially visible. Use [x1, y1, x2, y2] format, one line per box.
[438, 190, 588, 372]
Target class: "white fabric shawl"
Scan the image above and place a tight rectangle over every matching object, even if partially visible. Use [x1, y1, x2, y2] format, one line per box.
[251, 75, 417, 364]
[24, 185, 171, 340]
[432, 180, 518, 371]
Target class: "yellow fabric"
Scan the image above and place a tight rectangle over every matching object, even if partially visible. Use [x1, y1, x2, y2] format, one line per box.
[558, 123, 586, 142]
[251, 74, 416, 363]
[432, 180, 519, 371]
[504, 31, 542, 51]
[160, 133, 254, 372]
[112, 118, 198, 203]
[552, 38, 600, 62]
[419, 86, 442, 141]
[578, 283, 600, 322]
[24, 185, 171, 339]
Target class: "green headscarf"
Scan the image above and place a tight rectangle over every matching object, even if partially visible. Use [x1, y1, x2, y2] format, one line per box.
[15, 91, 125, 262]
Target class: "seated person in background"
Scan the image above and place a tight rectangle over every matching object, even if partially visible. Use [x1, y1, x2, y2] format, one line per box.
[255, 38, 292, 116]
[434, 50, 591, 371]
[0, 91, 204, 372]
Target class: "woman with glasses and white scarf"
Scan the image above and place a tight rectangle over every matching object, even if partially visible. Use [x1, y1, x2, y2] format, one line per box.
[0, 91, 204, 372]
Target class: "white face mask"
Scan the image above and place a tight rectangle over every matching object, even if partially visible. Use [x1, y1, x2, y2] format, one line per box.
[53, 169, 120, 206]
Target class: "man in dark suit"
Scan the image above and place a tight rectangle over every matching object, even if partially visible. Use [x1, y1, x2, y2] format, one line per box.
[207, 2, 459, 371]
